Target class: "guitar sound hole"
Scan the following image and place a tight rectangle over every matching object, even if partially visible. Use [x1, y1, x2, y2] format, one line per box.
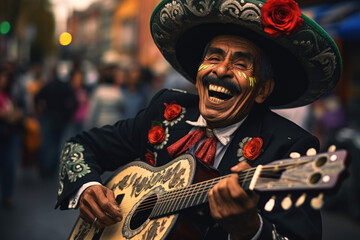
[130, 194, 157, 230]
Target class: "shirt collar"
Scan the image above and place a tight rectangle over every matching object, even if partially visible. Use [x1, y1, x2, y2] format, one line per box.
[186, 115, 246, 146]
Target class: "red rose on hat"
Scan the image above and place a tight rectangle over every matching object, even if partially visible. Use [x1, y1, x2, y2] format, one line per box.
[243, 137, 263, 160]
[261, 0, 304, 37]
[148, 125, 165, 144]
[164, 101, 182, 120]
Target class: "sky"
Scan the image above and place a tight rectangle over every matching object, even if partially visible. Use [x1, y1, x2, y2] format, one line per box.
[50, 0, 98, 34]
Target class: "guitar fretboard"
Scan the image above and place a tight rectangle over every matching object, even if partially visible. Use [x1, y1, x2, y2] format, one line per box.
[150, 169, 254, 218]
[147, 151, 344, 219]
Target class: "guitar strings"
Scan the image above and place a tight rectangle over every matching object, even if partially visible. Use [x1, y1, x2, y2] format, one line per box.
[131, 174, 307, 218]
[128, 174, 306, 223]
[119, 159, 313, 215]
[120, 158, 313, 214]
[144, 157, 311, 206]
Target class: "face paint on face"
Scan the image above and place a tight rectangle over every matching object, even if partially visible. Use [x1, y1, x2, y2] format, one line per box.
[249, 76, 256, 87]
[198, 64, 215, 72]
[238, 71, 257, 88]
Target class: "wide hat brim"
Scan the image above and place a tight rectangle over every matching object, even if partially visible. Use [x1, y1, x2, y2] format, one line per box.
[150, 0, 342, 108]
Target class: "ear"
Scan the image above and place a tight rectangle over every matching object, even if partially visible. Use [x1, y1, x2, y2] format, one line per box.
[255, 78, 274, 103]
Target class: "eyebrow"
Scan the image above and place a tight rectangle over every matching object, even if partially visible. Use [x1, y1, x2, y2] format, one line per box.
[206, 47, 253, 62]
[233, 51, 253, 62]
[206, 47, 225, 56]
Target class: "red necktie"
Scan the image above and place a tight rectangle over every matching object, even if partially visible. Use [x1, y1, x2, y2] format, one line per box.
[167, 128, 217, 165]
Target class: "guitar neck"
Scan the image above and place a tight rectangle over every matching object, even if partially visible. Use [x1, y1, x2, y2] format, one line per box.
[150, 170, 254, 219]
[150, 149, 347, 219]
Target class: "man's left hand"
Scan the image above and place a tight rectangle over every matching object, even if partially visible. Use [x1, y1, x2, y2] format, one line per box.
[208, 161, 260, 240]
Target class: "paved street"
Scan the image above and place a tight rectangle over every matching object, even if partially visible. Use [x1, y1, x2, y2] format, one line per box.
[1, 167, 360, 240]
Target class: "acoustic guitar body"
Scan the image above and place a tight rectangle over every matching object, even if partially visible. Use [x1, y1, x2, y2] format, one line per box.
[69, 154, 217, 240]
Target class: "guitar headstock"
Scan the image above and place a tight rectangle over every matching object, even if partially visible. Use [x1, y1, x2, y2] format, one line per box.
[253, 147, 349, 211]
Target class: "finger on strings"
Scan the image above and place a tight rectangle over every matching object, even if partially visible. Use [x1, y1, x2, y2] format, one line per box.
[84, 192, 118, 226]
[104, 189, 122, 222]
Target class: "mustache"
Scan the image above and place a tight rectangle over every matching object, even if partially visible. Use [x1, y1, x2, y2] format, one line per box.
[202, 75, 242, 95]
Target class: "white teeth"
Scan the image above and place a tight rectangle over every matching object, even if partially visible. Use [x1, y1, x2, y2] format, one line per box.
[208, 84, 231, 95]
[210, 96, 225, 103]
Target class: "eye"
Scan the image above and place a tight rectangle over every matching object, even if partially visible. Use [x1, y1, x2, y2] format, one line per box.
[235, 63, 247, 69]
[208, 57, 220, 61]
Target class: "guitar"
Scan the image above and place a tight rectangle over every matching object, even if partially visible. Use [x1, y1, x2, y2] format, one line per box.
[69, 149, 348, 240]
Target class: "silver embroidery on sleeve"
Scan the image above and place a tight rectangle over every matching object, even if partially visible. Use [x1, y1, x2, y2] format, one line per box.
[58, 142, 91, 195]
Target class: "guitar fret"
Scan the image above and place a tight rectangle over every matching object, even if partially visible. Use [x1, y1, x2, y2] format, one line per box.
[182, 184, 197, 209]
[150, 196, 161, 219]
[197, 181, 213, 205]
[177, 187, 189, 211]
[165, 190, 178, 216]
[194, 182, 205, 206]
[151, 195, 164, 217]
[168, 190, 180, 214]
[241, 170, 250, 189]
[188, 183, 200, 208]
[156, 193, 170, 217]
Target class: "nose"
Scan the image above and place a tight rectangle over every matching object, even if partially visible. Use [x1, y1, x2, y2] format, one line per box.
[212, 59, 234, 79]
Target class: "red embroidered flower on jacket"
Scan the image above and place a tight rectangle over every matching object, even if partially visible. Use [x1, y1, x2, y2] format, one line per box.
[243, 137, 263, 160]
[148, 125, 165, 144]
[164, 101, 182, 120]
[237, 137, 263, 162]
[261, 0, 303, 37]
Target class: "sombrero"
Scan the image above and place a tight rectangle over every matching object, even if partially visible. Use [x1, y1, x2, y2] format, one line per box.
[150, 0, 342, 108]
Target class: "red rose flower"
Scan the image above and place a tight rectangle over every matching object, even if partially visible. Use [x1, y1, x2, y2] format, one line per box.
[148, 125, 165, 144]
[145, 153, 155, 165]
[243, 137, 263, 160]
[164, 101, 182, 120]
[261, 0, 304, 37]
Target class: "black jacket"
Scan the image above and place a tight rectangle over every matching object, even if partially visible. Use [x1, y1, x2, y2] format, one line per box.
[57, 89, 321, 239]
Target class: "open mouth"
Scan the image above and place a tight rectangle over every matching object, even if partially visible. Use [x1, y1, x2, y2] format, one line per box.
[208, 84, 234, 103]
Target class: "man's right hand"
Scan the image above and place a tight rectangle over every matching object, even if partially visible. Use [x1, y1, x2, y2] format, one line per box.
[79, 185, 122, 228]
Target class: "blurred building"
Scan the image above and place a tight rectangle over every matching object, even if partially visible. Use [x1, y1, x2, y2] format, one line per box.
[0, 0, 56, 65]
[65, 0, 165, 72]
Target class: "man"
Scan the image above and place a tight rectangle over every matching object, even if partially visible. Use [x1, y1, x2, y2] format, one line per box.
[56, 0, 342, 239]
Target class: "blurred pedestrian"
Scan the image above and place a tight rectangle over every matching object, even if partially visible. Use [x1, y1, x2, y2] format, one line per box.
[122, 63, 147, 118]
[85, 64, 126, 129]
[23, 62, 46, 115]
[0, 67, 24, 208]
[17, 62, 45, 168]
[34, 70, 78, 178]
[64, 68, 89, 137]
[163, 68, 197, 94]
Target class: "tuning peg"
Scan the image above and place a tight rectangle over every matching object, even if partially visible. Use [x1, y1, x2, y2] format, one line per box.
[306, 148, 317, 156]
[295, 193, 307, 207]
[281, 194, 292, 210]
[328, 145, 336, 152]
[264, 196, 276, 212]
[311, 193, 324, 210]
[289, 152, 301, 159]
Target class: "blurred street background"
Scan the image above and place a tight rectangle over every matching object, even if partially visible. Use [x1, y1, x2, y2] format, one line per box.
[0, 0, 360, 239]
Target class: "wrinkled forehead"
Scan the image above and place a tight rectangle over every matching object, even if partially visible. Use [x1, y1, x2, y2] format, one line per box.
[204, 35, 262, 64]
